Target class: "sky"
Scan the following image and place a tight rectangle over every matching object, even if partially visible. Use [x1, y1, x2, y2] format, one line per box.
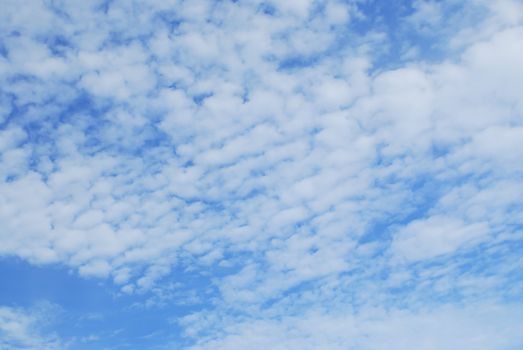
[0, 0, 523, 349]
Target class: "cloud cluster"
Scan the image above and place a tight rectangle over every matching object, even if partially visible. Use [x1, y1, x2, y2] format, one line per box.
[1, 0, 522, 348]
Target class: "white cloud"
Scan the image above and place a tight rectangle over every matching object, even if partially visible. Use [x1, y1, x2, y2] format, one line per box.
[0, 0, 522, 346]
[0, 305, 63, 350]
[0, 0, 519, 285]
[184, 302, 523, 350]
[392, 216, 489, 261]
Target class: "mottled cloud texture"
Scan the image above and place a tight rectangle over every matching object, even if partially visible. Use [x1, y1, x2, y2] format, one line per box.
[0, 0, 522, 348]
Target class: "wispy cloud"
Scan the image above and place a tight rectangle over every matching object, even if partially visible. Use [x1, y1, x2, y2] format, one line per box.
[0, 304, 63, 350]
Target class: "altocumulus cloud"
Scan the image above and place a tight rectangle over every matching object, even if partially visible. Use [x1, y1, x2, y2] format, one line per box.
[0, 0, 523, 349]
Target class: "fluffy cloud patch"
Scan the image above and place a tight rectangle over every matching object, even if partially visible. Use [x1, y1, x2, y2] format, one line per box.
[0, 0, 522, 348]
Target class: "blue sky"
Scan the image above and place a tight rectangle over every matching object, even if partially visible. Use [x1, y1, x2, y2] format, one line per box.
[1, 0, 523, 349]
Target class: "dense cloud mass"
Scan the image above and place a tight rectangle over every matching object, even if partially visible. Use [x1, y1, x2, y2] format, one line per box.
[0, 0, 522, 348]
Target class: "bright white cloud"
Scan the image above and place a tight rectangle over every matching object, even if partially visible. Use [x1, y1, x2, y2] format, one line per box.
[0, 0, 522, 348]
[392, 216, 488, 261]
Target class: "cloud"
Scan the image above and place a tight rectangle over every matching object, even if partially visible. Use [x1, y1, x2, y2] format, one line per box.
[0, 304, 63, 350]
[0, 0, 522, 348]
[392, 216, 488, 261]
[184, 302, 523, 350]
